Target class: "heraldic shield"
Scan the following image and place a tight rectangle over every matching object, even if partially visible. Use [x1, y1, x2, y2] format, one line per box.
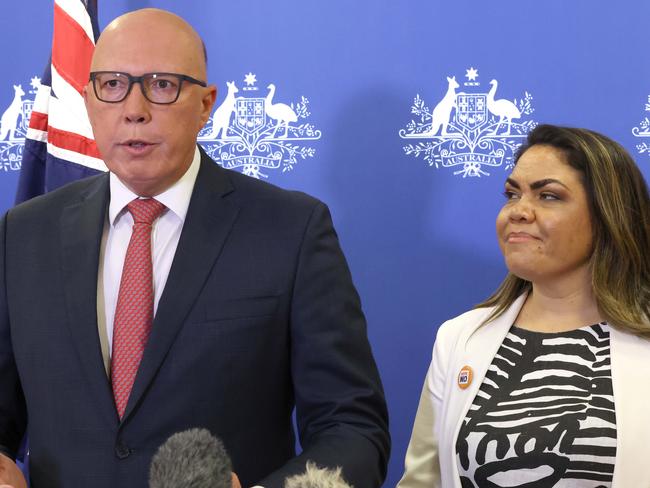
[456, 93, 486, 131]
[21, 99, 33, 133]
[235, 98, 266, 134]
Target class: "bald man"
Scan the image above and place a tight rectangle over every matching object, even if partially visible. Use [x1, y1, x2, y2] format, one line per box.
[0, 8, 389, 488]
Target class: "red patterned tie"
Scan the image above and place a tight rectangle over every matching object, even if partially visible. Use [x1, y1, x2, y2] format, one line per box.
[111, 198, 166, 419]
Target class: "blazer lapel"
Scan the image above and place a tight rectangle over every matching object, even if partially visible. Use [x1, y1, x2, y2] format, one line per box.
[610, 327, 650, 486]
[441, 294, 526, 482]
[122, 154, 240, 420]
[451, 295, 526, 415]
[60, 175, 117, 425]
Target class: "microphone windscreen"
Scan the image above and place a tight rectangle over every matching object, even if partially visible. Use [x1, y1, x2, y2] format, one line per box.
[149, 428, 232, 488]
[284, 462, 353, 488]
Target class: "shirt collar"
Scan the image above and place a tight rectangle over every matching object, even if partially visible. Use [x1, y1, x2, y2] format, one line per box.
[108, 145, 201, 226]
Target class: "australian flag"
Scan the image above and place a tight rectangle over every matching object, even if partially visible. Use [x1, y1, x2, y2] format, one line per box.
[16, 0, 104, 204]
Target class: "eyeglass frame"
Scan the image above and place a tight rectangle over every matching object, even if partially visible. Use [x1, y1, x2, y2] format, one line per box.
[89, 71, 208, 105]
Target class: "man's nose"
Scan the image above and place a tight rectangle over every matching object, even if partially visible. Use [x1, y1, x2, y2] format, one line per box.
[122, 81, 151, 123]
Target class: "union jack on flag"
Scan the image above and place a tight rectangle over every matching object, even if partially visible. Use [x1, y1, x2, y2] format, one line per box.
[16, 0, 104, 204]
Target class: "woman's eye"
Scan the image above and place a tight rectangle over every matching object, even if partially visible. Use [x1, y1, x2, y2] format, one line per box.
[503, 190, 518, 200]
[540, 192, 559, 201]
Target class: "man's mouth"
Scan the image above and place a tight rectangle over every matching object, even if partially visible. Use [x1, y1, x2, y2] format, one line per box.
[121, 140, 153, 147]
[119, 140, 157, 155]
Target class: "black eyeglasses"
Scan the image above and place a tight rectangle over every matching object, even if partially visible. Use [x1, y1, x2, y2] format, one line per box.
[89, 71, 207, 105]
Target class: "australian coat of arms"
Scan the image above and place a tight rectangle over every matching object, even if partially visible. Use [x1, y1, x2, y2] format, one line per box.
[0, 77, 39, 172]
[198, 73, 322, 179]
[631, 95, 650, 160]
[399, 67, 536, 177]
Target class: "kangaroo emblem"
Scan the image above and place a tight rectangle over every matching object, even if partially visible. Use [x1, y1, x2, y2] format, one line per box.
[428, 76, 459, 136]
[0, 84, 25, 141]
[206, 81, 238, 139]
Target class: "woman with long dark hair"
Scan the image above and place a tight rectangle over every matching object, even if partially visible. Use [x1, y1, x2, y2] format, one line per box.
[398, 125, 650, 488]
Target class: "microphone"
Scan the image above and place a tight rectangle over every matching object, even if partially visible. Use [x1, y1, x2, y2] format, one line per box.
[149, 428, 232, 488]
[284, 462, 353, 488]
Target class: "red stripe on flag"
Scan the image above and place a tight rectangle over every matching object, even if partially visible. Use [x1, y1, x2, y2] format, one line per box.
[29, 112, 49, 132]
[52, 3, 95, 94]
[48, 126, 102, 159]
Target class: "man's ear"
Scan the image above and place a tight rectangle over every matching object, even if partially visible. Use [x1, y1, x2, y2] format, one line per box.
[199, 84, 217, 127]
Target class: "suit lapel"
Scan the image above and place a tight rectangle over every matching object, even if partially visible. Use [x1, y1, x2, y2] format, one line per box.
[123, 153, 239, 420]
[60, 175, 117, 425]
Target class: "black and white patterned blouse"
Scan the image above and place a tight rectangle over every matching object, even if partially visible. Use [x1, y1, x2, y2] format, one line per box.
[456, 323, 617, 488]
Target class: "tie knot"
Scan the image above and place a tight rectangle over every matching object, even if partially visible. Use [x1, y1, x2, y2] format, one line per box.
[127, 198, 166, 224]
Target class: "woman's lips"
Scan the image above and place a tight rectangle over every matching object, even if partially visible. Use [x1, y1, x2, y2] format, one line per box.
[506, 232, 540, 243]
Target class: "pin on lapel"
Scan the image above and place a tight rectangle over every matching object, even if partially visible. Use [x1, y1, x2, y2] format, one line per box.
[457, 365, 473, 390]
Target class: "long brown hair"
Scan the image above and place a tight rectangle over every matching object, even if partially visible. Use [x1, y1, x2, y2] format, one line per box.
[477, 124, 650, 337]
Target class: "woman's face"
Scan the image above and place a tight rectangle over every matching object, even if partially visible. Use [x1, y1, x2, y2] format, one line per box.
[496, 144, 594, 286]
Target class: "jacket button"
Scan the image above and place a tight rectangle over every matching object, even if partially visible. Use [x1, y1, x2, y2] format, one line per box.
[115, 442, 130, 459]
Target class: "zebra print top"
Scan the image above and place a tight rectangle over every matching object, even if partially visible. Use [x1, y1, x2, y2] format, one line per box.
[456, 323, 617, 488]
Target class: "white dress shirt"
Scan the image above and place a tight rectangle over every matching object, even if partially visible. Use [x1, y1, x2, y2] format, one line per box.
[97, 146, 201, 372]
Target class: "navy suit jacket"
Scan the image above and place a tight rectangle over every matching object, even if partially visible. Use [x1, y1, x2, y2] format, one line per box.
[0, 149, 390, 487]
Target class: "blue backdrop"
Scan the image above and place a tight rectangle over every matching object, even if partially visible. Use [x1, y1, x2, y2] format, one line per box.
[1, 1, 650, 486]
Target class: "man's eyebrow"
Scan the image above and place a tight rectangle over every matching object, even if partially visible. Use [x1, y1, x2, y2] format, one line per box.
[505, 177, 568, 190]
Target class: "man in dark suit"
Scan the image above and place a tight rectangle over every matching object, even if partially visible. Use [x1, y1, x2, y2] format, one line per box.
[0, 8, 389, 488]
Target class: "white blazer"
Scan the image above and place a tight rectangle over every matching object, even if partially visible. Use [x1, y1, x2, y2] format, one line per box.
[397, 295, 650, 488]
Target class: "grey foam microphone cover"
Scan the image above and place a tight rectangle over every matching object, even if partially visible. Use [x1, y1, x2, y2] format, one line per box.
[284, 461, 353, 488]
[149, 428, 232, 488]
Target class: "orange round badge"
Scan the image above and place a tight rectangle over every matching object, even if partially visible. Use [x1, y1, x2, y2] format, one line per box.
[457, 365, 473, 390]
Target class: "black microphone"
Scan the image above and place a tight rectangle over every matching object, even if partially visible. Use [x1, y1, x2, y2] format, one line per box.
[149, 428, 232, 488]
[284, 462, 353, 488]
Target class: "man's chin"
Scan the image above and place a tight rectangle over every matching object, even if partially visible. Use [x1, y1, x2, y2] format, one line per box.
[112, 171, 166, 197]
